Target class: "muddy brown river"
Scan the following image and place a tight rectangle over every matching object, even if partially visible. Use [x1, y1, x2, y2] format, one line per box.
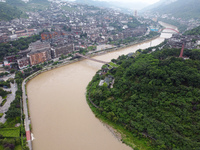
[27, 22, 177, 150]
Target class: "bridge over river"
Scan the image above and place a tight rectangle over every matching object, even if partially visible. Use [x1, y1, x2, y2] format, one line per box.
[75, 53, 109, 64]
[159, 28, 180, 34]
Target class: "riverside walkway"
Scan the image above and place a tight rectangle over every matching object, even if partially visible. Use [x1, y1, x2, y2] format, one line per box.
[22, 78, 32, 150]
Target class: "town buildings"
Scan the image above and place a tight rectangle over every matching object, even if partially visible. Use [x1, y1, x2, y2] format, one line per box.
[0, 1, 185, 69]
[167, 34, 200, 49]
[52, 44, 74, 58]
[17, 57, 30, 70]
[27, 41, 51, 66]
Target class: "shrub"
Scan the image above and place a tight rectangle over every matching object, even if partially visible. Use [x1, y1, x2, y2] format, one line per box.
[0, 113, 4, 118]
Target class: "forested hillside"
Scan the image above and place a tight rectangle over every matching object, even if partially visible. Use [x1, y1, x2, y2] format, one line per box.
[87, 47, 200, 149]
[0, 2, 25, 21]
[6, 0, 26, 7]
[5, 0, 49, 13]
[184, 26, 200, 35]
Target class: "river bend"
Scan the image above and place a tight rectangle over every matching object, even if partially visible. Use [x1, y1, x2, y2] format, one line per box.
[27, 22, 176, 150]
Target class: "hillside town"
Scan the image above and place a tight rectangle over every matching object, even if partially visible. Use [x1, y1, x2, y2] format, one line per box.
[0, 1, 199, 72]
[0, 1, 152, 70]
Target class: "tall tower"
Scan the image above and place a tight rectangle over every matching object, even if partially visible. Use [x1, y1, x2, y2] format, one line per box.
[134, 10, 137, 18]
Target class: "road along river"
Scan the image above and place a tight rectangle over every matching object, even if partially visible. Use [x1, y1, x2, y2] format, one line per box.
[27, 22, 177, 150]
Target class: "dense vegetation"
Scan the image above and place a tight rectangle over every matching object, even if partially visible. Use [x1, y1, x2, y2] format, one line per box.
[0, 88, 10, 98]
[87, 47, 200, 149]
[0, 80, 11, 88]
[6, 0, 26, 8]
[184, 25, 200, 35]
[5, 0, 50, 13]
[0, 2, 25, 21]
[0, 35, 40, 61]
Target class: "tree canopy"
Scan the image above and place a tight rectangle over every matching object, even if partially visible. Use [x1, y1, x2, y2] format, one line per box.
[87, 47, 200, 149]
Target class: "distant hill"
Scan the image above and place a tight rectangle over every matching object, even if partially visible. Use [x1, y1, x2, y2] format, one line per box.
[143, 0, 200, 19]
[143, 0, 178, 11]
[5, 0, 50, 12]
[75, 0, 111, 8]
[5, 0, 30, 13]
[75, 0, 148, 12]
[6, 0, 26, 7]
[0, 0, 50, 21]
[0, 2, 25, 21]
[29, 0, 49, 4]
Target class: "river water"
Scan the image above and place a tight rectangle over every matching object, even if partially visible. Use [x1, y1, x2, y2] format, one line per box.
[27, 22, 177, 150]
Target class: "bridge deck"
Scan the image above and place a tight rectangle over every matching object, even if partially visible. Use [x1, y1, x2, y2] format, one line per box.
[162, 32, 178, 33]
[75, 53, 109, 64]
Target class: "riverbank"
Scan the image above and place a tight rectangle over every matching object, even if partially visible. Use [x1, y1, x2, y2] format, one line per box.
[87, 34, 160, 58]
[86, 82, 156, 150]
[23, 33, 160, 150]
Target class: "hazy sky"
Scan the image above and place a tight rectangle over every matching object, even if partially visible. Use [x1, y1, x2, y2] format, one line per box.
[100, 0, 160, 4]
